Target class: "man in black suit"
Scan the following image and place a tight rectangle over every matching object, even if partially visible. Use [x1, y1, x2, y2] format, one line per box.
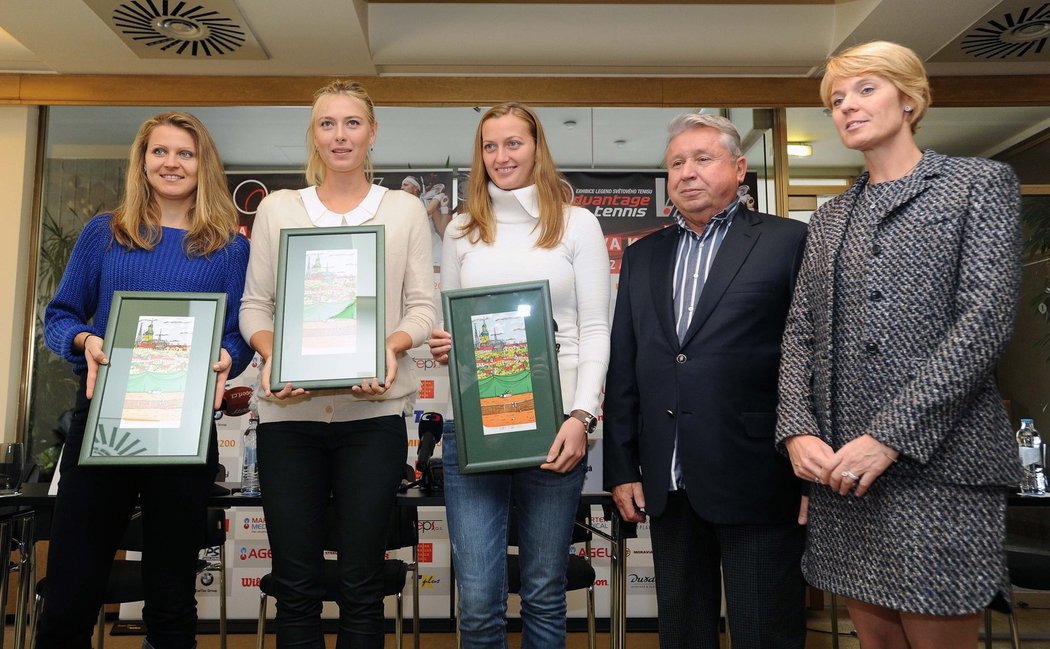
[603, 113, 807, 649]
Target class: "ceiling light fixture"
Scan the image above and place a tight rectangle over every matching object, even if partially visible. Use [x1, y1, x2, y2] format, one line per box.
[563, 120, 577, 130]
[787, 142, 813, 158]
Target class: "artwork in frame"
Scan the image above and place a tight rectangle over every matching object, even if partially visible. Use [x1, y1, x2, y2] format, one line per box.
[272, 225, 386, 390]
[80, 291, 226, 466]
[442, 280, 563, 473]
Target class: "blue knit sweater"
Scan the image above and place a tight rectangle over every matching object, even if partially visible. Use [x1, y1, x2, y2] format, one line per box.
[45, 213, 253, 378]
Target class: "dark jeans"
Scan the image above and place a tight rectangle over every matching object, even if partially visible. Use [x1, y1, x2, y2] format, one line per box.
[37, 374, 218, 649]
[257, 416, 407, 649]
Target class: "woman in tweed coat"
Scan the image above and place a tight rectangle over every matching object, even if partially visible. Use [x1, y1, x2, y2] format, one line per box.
[776, 41, 1023, 648]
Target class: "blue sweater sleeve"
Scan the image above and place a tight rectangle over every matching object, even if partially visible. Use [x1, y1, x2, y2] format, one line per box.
[43, 215, 110, 364]
[222, 234, 253, 379]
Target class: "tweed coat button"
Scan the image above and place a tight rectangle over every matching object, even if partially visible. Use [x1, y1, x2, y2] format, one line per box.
[865, 342, 879, 354]
[872, 244, 882, 256]
[870, 289, 882, 301]
[675, 353, 687, 363]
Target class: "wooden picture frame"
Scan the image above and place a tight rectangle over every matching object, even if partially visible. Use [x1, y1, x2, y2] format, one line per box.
[272, 225, 386, 389]
[442, 280, 563, 473]
[80, 291, 225, 466]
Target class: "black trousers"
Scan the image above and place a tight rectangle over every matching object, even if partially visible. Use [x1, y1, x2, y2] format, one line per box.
[256, 416, 407, 649]
[649, 490, 807, 649]
[37, 374, 217, 649]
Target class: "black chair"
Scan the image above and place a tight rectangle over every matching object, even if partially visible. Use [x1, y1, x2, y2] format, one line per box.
[255, 502, 419, 649]
[29, 507, 228, 649]
[457, 502, 596, 649]
[986, 505, 1050, 649]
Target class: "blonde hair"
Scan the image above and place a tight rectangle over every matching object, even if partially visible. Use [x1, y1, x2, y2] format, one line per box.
[305, 80, 377, 186]
[112, 111, 237, 257]
[820, 41, 931, 133]
[460, 103, 567, 249]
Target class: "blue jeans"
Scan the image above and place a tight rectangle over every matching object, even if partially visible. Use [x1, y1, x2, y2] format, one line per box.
[442, 430, 586, 649]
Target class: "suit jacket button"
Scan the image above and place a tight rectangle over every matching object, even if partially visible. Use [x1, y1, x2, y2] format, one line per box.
[666, 410, 674, 417]
[676, 353, 687, 363]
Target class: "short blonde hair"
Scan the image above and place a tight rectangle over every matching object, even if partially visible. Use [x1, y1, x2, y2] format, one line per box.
[305, 80, 377, 186]
[820, 41, 931, 133]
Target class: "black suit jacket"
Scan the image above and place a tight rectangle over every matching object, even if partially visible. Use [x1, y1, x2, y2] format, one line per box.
[603, 207, 807, 524]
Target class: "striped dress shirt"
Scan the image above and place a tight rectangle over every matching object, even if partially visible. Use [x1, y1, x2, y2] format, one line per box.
[668, 200, 739, 490]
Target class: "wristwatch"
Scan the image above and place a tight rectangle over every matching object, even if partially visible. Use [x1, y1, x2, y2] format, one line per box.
[570, 409, 598, 434]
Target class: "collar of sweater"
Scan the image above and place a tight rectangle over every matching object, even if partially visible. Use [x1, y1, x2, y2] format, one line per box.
[488, 182, 540, 223]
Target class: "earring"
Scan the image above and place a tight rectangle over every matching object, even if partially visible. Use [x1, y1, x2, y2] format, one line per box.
[904, 106, 913, 113]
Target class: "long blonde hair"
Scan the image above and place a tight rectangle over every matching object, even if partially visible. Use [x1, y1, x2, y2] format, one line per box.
[460, 103, 567, 249]
[304, 80, 377, 186]
[112, 111, 237, 256]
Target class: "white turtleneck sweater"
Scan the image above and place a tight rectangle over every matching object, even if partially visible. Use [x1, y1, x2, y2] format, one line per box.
[441, 183, 610, 416]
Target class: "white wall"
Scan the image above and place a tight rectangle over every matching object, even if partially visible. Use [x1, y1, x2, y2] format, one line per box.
[0, 106, 39, 442]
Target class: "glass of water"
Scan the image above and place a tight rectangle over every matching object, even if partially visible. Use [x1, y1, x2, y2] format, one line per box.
[0, 442, 25, 496]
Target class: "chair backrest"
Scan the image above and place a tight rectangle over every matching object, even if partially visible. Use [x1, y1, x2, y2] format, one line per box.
[118, 512, 145, 553]
[202, 508, 226, 549]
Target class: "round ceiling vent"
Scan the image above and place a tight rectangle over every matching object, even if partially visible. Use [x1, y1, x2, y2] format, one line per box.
[961, 7, 1050, 58]
[112, 1, 246, 56]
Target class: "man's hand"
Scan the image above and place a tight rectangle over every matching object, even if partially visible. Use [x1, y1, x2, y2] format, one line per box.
[611, 482, 648, 523]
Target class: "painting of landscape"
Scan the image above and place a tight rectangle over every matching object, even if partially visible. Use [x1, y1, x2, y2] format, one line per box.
[471, 309, 536, 435]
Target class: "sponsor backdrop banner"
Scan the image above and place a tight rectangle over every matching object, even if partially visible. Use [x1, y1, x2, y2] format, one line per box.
[122, 168, 767, 623]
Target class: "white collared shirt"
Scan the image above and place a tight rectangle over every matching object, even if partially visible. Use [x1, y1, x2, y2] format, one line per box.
[298, 184, 388, 226]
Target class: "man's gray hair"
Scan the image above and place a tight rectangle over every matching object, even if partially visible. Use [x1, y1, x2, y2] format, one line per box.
[665, 113, 744, 160]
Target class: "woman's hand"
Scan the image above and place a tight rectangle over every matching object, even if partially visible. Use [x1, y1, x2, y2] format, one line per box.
[82, 334, 108, 399]
[352, 331, 412, 397]
[250, 330, 307, 400]
[428, 328, 451, 365]
[783, 434, 836, 484]
[825, 434, 899, 497]
[212, 348, 233, 410]
[540, 417, 588, 473]
[352, 343, 399, 396]
[261, 354, 308, 400]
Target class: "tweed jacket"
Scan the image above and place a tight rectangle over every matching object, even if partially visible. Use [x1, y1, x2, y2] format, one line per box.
[775, 151, 1024, 486]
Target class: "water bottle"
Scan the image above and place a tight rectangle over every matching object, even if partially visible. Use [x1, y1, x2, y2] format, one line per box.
[1017, 418, 1046, 495]
[241, 412, 261, 497]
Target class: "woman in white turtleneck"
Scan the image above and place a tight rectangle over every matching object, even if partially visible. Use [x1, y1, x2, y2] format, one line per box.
[429, 103, 610, 648]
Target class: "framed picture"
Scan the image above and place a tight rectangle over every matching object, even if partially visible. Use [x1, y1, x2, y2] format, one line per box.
[80, 291, 226, 466]
[272, 226, 386, 389]
[442, 280, 563, 473]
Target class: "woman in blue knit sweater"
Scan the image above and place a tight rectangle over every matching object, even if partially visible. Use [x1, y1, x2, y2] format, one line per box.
[40, 112, 252, 649]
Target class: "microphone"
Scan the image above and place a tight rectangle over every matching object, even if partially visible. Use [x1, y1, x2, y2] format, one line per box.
[416, 411, 443, 474]
[219, 385, 253, 417]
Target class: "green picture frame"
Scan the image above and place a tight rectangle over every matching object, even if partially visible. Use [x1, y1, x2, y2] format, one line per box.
[80, 291, 225, 466]
[442, 280, 563, 473]
[272, 225, 386, 390]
